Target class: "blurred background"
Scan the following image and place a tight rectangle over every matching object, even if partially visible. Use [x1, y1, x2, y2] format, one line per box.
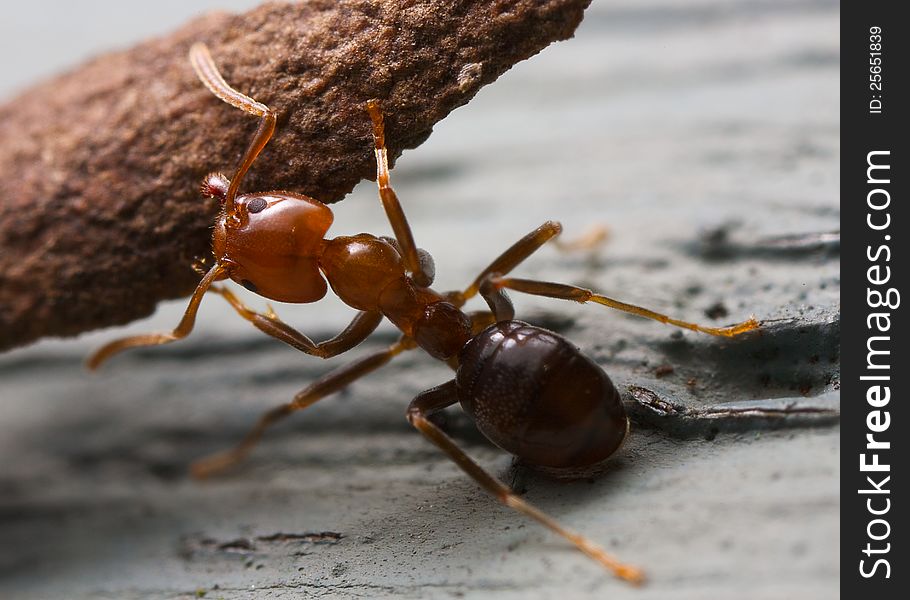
[0, 1, 839, 599]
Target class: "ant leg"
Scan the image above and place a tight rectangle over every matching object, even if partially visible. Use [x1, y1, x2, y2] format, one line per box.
[190, 43, 277, 215]
[365, 100, 432, 287]
[478, 278, 515, 322]
[492, 277, 759, 337]
[379, 236, 436, 286]
[450, 221, 564, 307]
[407, 381, 644, 584]
[191, 336, 417, 478]
[212, 286, 382, 358]
[87, 264, 227, 370]
[466, 310, 498, 335]
[553, 224, 610, 252]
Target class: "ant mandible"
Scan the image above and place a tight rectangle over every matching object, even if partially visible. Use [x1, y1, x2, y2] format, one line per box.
[89, 43, 760, 584]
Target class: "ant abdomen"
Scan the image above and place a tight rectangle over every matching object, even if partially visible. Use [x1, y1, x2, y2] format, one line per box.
[456, 321, 628, 471]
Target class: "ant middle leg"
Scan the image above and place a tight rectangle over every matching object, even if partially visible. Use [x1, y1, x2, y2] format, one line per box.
[87, 263, 228, 370]
[406, 381, 644, 584]
[191, 336, 417, 479]
[212, 286, 383, 358]
[491, 277, 759, 337]
[366, 100, 432, 287]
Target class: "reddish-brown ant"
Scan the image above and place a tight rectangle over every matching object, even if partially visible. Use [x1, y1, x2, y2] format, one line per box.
[89, 43, 760, 584]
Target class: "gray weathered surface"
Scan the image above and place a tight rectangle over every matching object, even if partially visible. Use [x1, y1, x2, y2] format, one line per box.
[0, 0, 839, 598]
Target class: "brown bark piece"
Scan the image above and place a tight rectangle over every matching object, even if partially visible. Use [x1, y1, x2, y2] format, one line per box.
[0, 0, 591, 352]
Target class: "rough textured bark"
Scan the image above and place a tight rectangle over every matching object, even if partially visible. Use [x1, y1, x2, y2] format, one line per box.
[0, 0, 591, 352]
[0, 0, 840, 597]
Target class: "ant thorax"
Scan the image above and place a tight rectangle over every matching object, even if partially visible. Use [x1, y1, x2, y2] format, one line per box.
[321, 235, 472, 359]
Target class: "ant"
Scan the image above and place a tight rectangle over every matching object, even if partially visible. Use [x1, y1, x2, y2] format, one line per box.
[89, 43, 760, 584]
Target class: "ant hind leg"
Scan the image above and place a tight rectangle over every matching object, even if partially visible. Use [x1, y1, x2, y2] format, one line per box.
[553, 223, 610, 253]
[450, 221, 564, 307]
[406, 380, 644, 583]
[191, 336, 416, 478]
[491, 276, 759, 337]
[453, 221, 611, 306]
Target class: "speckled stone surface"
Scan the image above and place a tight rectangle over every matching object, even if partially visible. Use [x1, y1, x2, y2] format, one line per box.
[0, 1, 839, 598]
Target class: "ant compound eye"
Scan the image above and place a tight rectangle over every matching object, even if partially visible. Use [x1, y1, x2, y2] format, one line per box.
[247, 197, 268, 214]
[200, 172, 230, 201]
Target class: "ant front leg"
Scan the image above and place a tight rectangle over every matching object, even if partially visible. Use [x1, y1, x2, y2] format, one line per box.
[191, 336, 417, 478]
[406, 381, 644, 584]
[365, 100, 432, 287]
[212, 287, 383, 358]
[87, 263, 227, 370]
[492, 277, 759, 337]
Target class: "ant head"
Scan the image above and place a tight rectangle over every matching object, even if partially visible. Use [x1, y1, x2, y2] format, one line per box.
[212, 192, 334, 304]
[200, 172, 230, 203]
